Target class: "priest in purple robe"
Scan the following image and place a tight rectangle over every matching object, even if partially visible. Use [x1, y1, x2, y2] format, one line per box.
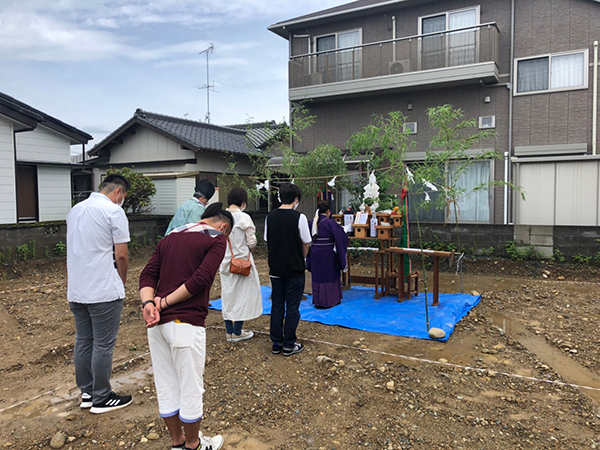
[307, 201, 349, 308]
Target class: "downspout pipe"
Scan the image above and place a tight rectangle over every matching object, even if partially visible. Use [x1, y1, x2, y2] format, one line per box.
[505, 0, 515, 225]
[392, 16, 397, 61]
[593, 40, 598, 155]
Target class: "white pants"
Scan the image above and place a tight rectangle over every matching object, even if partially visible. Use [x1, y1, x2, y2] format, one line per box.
[147, 321, 206, 422]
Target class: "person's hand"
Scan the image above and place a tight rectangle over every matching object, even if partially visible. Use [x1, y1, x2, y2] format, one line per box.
[154, 296, 164, 313]
[143, 302, 160, 328]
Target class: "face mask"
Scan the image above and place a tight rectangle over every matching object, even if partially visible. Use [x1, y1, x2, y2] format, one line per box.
[117, 192, 125, 207]
[293, 201, 299, 210]
[240, 203, 246, 212]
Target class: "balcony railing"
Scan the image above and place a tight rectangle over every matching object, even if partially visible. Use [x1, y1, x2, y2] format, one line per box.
[289, 23, 499, 89]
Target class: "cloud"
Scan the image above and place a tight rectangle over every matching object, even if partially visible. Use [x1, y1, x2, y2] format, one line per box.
[0, 11, 130, 61]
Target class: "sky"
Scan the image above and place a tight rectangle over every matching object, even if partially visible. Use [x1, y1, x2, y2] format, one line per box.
[0, 0, 349, 152]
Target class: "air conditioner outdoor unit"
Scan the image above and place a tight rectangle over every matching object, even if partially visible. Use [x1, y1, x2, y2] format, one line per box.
[389, 59, 410, 74]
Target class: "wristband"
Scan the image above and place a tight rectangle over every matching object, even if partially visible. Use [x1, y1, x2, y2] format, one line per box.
[141, 300, 156, 309]
[164, 296, 170, 308]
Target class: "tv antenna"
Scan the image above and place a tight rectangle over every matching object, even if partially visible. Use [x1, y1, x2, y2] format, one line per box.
[198, 43, 216, 123]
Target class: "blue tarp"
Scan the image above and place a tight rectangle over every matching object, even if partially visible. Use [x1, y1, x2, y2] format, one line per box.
[210, 285, 480, 341]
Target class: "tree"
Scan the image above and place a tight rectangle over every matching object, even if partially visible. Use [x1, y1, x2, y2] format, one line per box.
[281, 144, 348, 198]
[104, 167, 157, 215]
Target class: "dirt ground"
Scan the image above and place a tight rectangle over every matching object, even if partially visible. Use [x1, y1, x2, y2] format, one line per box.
[1, 246, 600, 450]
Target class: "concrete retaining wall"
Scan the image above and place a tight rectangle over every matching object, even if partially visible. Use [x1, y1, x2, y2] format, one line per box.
[1, 217, 597, 260]
[0, 216, 172, 259]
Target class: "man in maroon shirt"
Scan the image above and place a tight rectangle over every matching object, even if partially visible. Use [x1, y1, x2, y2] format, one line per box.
[140, 203, 232, 450]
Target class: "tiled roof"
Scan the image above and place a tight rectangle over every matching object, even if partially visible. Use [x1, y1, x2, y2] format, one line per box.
[135, 110, 256, 155]
[89, 110, 284, 157]
[226, 121, 287, 149]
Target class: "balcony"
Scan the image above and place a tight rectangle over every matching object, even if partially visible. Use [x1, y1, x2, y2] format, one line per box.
[289, 23, 499, 101]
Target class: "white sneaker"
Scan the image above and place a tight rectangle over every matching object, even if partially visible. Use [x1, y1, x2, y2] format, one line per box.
[171, 432, 203, 450]
[200, 435, 224, 450]
[228, 330, 254, 342]
[80, 393, 92, 409]
[225, 333, 232, 341]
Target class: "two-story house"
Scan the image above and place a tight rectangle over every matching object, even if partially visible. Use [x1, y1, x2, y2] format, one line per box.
[0, 92, 92, 224]
[269, 0, 600, 230]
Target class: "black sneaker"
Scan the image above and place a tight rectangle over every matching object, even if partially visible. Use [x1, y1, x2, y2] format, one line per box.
[90, 392, 132, 414]
[272, 344, 283, 354]
[80, 393, 93, 409]
[283, 342, 304, 357]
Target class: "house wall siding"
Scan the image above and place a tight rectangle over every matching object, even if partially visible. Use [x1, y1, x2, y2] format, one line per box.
[109, 127, 195, 164]
[16, 125, 71, 164]
[0, 117, 16, 224]
[512, 0, 600, 151]
[515, 159, 600, 226]
[37, 166, 72, 222]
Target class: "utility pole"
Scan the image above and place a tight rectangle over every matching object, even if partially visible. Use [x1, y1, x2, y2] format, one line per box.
[198, 43, 215, 123]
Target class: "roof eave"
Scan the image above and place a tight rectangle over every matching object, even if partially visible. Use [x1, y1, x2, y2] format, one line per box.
[268, 0, 404, 39]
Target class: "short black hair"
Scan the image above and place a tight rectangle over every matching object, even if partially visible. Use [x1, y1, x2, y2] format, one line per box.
[227, 187, 248, 207]
[317, 201, 330, 215]
[201, 202, 234, 229]
[279, 183, 302, 205]
[100, 174, 130, 193]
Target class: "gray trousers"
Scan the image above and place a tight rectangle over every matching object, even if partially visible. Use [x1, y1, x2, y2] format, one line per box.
[69, 299, 123, 404]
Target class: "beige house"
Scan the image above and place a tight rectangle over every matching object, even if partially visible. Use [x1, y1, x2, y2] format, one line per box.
[83, 109, 284, 215]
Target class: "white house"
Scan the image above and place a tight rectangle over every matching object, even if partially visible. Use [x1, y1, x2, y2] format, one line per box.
[0, 92, 92, 224]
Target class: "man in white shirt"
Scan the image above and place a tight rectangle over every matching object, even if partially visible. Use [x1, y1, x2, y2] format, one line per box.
[67, 174, 132, 414]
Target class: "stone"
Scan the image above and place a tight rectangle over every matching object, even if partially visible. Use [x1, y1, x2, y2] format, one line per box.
[49, 432, 66, 449]
[315, 356, 331, 364]
[471, 291, 480, 296]
[140, 437, 148, 444]
[386, 381, 395, 391]
[146, 432, 160, 440]
[438, 358, 448, 364]
[428, 328, 446, 340]
[337, 360, 345, 367]
[557, 276, 565, 280]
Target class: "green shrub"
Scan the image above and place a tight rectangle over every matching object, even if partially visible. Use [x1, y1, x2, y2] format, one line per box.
[43, 246, 50, 258]
[505, 241, 541, 261]
[104, 167, 157, 215]
[551, 248, 565, 263]
[54, 241, 67, 257]
[16, 243, 32, 261]
[573, 253, 591, 265]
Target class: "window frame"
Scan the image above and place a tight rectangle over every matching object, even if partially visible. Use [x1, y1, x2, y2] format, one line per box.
[404, 122, 418, 134]
[417, 6, 481, 35]
[313, 28, 363, 80]
[514, 49, 589, 96]
[417, 6, 481, 71]
[406, 158, 494, 224]
[478, 116, 495, 129]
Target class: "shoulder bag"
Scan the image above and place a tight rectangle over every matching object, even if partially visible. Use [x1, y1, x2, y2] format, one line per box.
[228, 238, 252, 276]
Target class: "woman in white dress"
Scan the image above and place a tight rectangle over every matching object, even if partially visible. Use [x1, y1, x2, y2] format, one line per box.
[219, 187, 263, 342]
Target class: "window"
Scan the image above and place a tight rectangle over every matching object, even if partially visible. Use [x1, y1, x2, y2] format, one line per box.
[515, 50, 588, 94]
[408, 160, 491, 223]
[404, 122, 418, 134]
[419, 7, 479, 70]
[315, 29, 361, 83]
[478, 116, 495, 129]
